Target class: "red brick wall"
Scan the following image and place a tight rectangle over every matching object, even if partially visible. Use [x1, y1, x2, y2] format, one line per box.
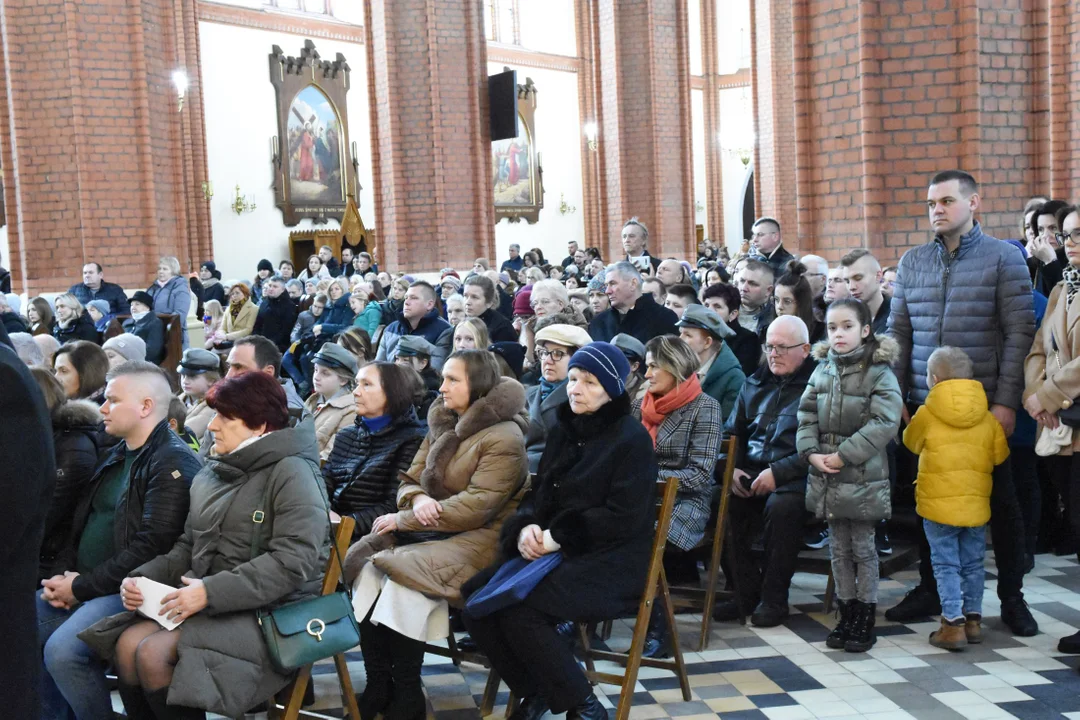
[0, 0, 210, 295]
[364, 0, 494, 272]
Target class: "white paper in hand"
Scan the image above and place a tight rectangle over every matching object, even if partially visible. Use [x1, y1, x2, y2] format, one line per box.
[133, 577, 184, 631]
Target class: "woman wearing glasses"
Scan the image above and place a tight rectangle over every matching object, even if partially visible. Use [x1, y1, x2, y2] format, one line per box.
[773, 262, 826, 344]
[523, 323, 593, 472]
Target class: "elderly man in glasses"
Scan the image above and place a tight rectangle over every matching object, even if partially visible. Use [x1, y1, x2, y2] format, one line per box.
[713, 315, 816, 628]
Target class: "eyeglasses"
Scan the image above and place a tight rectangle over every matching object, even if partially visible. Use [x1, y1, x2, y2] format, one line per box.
[762, 343, 805, 355]
[536, 348, 570, 361]
[1055, 231, 1080, 246]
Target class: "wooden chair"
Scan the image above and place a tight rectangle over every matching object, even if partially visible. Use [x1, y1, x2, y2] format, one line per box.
[421, 625, 505, 717]
[575, 477, 692, 720]
[267, 517, 362, 720]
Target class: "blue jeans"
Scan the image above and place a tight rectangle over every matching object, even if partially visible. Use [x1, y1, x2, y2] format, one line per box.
[37, 592, 125, 720]
[923, 519, 986, 621]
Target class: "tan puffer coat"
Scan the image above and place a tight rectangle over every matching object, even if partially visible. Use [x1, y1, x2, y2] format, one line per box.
[343, 378, 529, 606]
[303, 389, 357, 461]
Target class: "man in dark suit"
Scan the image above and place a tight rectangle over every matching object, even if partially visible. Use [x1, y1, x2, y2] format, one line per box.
[588, 261, 678, 344]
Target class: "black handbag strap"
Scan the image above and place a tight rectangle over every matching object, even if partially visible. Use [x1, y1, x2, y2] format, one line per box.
[249, 457, 352, 598]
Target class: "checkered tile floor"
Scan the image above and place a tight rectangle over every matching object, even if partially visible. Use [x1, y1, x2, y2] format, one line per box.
[126, 552, 1080, 720]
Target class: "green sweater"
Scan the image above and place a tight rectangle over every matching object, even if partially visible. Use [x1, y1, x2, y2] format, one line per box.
[76, 449, 136, 575]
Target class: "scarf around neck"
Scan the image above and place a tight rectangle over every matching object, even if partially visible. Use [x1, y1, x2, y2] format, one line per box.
[1064, 265, 1080, 307]
[639, 373, 703, 446]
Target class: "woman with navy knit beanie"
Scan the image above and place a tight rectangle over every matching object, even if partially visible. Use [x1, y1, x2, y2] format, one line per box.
[463, 342, 659, 720]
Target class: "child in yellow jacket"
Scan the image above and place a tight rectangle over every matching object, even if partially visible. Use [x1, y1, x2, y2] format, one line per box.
[903, 347, 1009, 650]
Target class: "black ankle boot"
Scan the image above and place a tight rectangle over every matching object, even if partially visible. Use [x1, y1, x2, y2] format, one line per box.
[358, 619, 395, 720]
[566, 692, 607, 720]
[383, 629, 428, 720]
[642, 603, 670, 659]
[118, 683, 156, 720]
[844, 601, 876, 653]
[825, 599, 852, 650]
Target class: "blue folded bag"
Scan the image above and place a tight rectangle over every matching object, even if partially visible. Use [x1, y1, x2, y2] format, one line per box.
[464, 553, 563, 618]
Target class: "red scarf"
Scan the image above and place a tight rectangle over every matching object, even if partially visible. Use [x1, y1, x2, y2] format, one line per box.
[639, 374, 703, 446]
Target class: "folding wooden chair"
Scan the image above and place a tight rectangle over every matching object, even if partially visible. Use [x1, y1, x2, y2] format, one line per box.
[268, 517, 362, 720]
[422, 629, 505, 717]
[575, 477, 692, 720]
[691, 434, 739, 649]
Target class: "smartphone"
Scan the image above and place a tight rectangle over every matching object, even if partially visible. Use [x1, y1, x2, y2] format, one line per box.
[740, 474, 754, 491]
[632, 256, 651, 271]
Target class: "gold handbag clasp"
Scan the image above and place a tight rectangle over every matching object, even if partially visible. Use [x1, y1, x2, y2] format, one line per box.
[306, 618, 326, 642]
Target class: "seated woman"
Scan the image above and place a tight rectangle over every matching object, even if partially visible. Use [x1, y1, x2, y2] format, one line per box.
[147, 256, 193, 349]
[523, 323, 593, 472]
[518, 279, 570, 368]
[297, 253, 331, 283]
[123, 291, 167, 365]
[463, 342, 658, 720]
[323, 362, 427, 539]
[343, 350, 529, 720]
[774, 262, 825, 344]
[206, 284, 257, 350]
[86, 371, 331, 719]
[53, 340, 110, 403]
[304, 343, 359, 460]
[453, 316, 490, 352]
[445, 293, 467, 327]
[29, 366, 106, 581]
[633, 335, 723, 657]
[28, 296, 57, 336]
[53, 293, 99, 345]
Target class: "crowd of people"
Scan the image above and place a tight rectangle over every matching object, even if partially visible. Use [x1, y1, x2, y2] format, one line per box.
[5, 168, 1080, 719]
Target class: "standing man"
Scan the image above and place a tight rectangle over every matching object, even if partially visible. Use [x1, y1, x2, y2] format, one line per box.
[501, 243, 524, 275]
[841, 249, 890, 334]
[319, 245, 342, 277]
[341, 246, 355, 278]
[750, 217, 796, 277]
[561, 240, 579, 269]
[736, 259, 776, 339]
[376, 281, 454, 370]
[69, 262, 130, 315]
[588, 261, 678, 344]
[252, 275, 299, 353]
[887, 170, 1037, 636]
[621, 218, 662, 273]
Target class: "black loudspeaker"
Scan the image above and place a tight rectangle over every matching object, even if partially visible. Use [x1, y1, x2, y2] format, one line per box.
[489, 70, 519, 141]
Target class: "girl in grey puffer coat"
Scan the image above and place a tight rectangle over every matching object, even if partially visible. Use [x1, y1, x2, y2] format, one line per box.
[797, 299, 903, 653]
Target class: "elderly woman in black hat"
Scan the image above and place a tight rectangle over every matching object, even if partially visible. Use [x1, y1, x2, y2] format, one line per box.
[123, 291, 167, 365]
[303, 343, 359, 460]
[462, 342, 658, 720]
[177, 348, 222, 438]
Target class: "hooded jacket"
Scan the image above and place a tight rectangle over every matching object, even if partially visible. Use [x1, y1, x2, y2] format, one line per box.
[376, 307, 454, 372]
[796, 336, 904, 522]
[904, 378, 1010, 527]
[80, 420, 330, 717]
[343, 378, 530, 606]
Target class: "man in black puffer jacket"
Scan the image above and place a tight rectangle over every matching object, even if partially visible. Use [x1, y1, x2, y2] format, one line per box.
[714, 316, 815, 629]
[37, 362, 201, 720]
[253, 275, 299, 352]
[886, 170, 1037, 637]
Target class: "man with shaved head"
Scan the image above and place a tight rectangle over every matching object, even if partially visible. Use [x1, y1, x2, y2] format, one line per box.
[841, 249, 889, 334]
[715, 315, 816, 628]
[37, 361, 201, 720]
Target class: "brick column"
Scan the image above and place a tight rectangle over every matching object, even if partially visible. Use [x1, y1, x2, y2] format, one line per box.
[0, 0, 210, 295]
[363, 0, 493, 272]
[591, 0, 695, 262]
[700, 0, 725, 246]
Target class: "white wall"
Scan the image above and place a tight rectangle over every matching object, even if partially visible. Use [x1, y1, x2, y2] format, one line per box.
[198, 21, 372, 282]
[488, 62, 584, 268]
[691, 89, 707, 238]
[720, 85, 754, 251]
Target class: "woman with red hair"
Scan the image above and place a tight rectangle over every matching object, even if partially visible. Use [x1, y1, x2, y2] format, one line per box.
[84, 371, 332, 719]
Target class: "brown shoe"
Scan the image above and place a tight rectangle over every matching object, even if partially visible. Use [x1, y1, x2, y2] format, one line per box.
[965, 613, 983, 644]
[929, 617, 967, 650]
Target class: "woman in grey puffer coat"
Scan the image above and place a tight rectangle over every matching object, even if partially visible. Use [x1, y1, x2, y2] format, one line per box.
[797, 299, 903, 653]
[80, 372, 330, 719]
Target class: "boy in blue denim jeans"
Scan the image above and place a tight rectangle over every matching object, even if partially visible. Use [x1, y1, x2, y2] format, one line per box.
[903, 347, 1009, 649]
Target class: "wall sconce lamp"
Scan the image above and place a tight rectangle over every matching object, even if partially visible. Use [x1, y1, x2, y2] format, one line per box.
[231, 185, 256, 215]
[558, 193, 577, 215]
[201, 181, 214, 201]
[583, 122, 598, 152]
[172, 70, 188, 112]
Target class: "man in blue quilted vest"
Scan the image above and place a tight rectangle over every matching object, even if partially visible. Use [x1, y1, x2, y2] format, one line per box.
[887, 170, 1037, 636]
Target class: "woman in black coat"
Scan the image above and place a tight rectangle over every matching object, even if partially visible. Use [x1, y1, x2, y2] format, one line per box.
[463, 342, 657, 720]
[322, 362, 426, 539]
[28, 367, 107, 580]
[53, 294, 100, 345]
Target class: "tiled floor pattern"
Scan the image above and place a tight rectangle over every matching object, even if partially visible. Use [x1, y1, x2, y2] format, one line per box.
[148, 553, 1080, 719]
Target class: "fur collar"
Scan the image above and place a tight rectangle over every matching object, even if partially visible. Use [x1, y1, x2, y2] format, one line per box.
[53, 399, 102, 430]
[420, 377, 528, 498]
[811, 334, 900, 365]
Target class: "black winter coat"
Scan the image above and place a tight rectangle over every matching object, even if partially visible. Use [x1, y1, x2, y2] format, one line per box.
[69, 281, 130, 315]
[1, 311, 27, 335]
[55, 311, 99, 345]
[726, 354, 816, 493]
[40, 400, 106, 579]
[61, 420, 201, 601]
[480, 307, 518, 343]
[253, 294, 299, 352]
[322, 408, 426, 539]
[122, 313, 166, 364]
[588, 292, 679, 345]
[470, 394, 658, 622]
[728, 323, 763, 377]
[0, 266, 10, 294]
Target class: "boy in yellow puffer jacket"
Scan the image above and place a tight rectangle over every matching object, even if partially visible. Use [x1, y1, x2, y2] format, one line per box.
[904, 347, 1009, 650]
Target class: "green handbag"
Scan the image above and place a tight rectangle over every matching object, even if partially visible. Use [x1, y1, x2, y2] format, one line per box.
[250, 460, 361, 674]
